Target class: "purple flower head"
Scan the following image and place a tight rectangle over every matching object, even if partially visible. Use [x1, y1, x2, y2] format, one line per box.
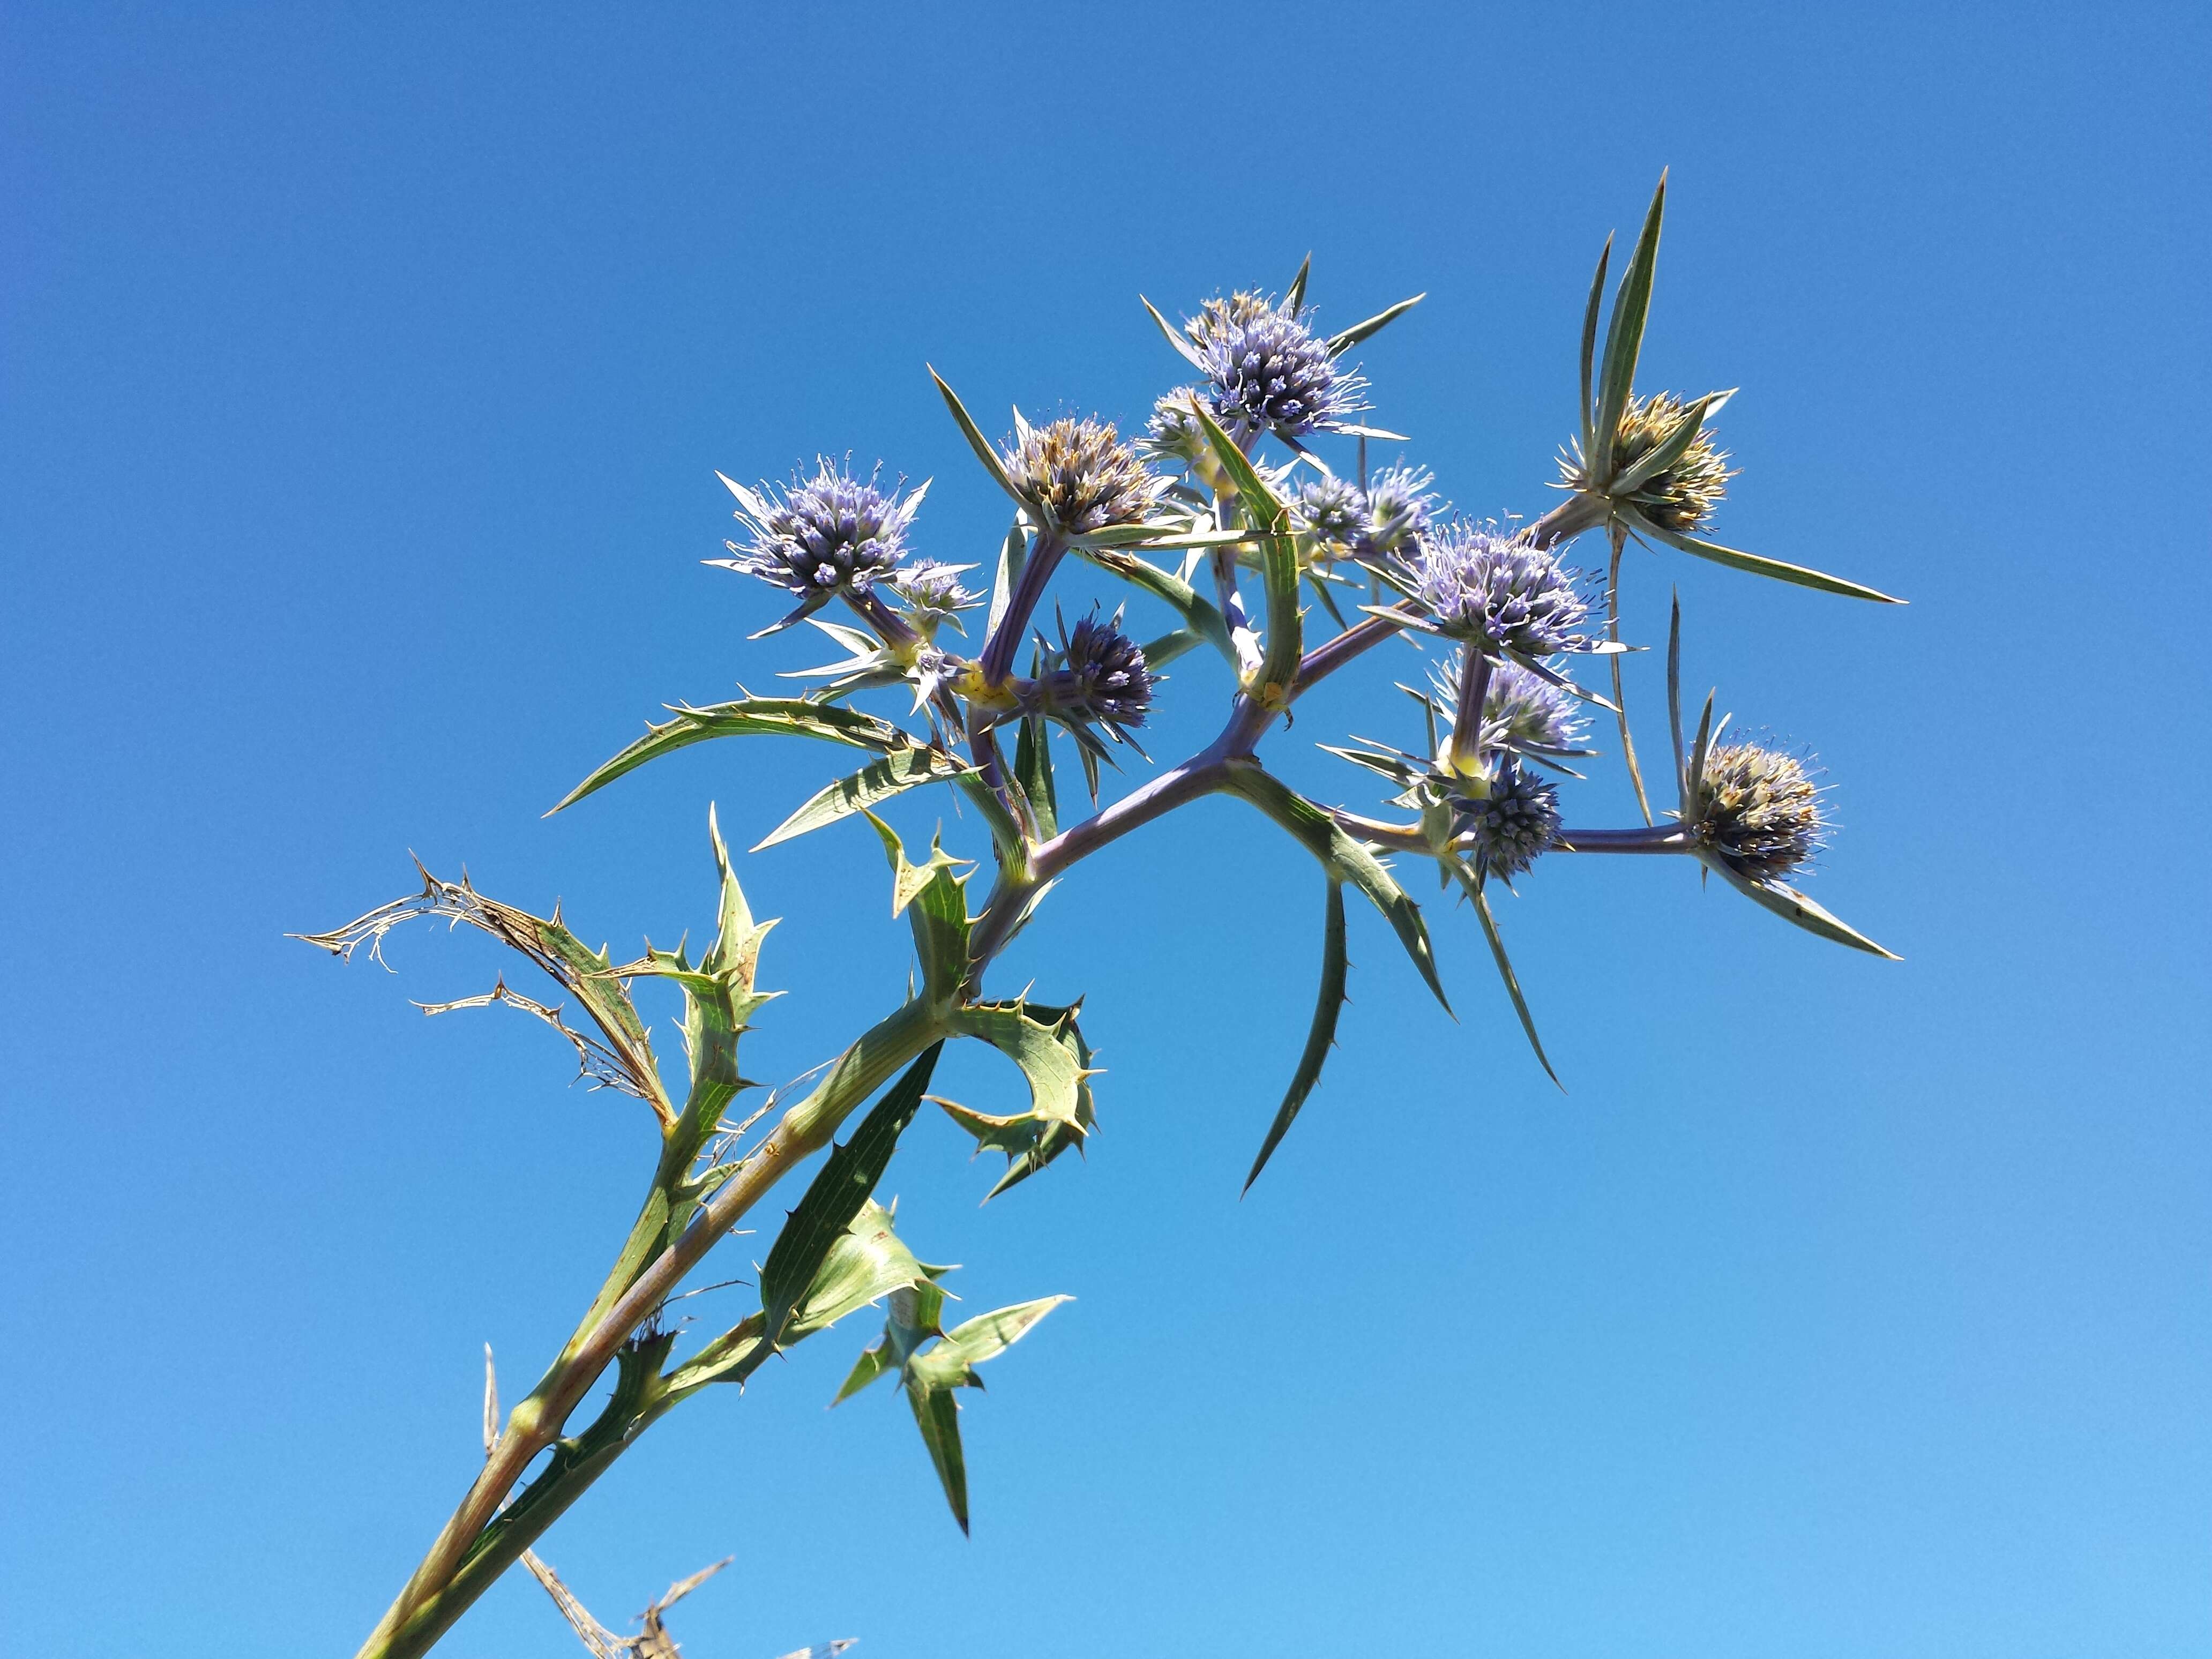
[1693, 739, 1827, 881]
[1040, 610, 1153, 733]
[1454, 757, 1561, 881]
[1433, 651, 1591, 757]
[1141, 386, 1216, 475]
[1186, 291, 1366, 440]
[1398, 521, 1595, 656]
[1356, 464, 1436, 558]
[720, 459, 923, 600]
[1295, 474, 1368, 550]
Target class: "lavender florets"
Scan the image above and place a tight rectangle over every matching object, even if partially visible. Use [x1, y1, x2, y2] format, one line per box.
[1454, 758, 1562, 880]
[1002, 417, 1163, 534]
[1295, 474, 1368, 550]
[722, 460, 921, 599]
[892, 561, 978, 632]
[1041, 612, 1153, 732]
[1187, 292, 1366, 440]
[1399, 522, 1595, 656]
[1357, 464, 1436, 558]
[1435, 651, 1590, 756]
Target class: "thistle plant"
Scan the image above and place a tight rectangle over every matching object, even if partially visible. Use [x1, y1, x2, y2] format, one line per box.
[302, 177, 1901, 1659]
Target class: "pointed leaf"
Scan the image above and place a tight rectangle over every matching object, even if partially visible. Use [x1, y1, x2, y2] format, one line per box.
[863, 814, 972, 1004]
[1700, 857, 1902, 959]
[1326, 293, 1424, 356]
[1578, 234, 1611, 456]
[555, 697, 924, 813]
[908, 1380, 970, 1531]
[756, 748, 975, 850]
[759, 1047, 944, 1347]
[1220, 763, 1451, 1015]
[1013, 718, 1058, 841]
[1608, 388, 1735, 496]
[1286, 252, 1311, 315]
[1076, 547, 1235, 662]
[929, 367, 1023, 504]
[1447, 860, 1561, 1086]
[1245, 879, 1348, 1191]
[1139, 294, 1209, 371]
[1594, 175, 1667, 478]
[924, 1295, 1071, 1376]
[1621, 509, 1905, 604]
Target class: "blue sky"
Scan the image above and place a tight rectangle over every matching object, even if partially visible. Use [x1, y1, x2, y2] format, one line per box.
[4, 4, 2209, 1655]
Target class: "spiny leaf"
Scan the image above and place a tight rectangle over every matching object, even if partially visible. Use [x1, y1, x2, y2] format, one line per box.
[1139, 294, 1209, 371]
[758, 1047, 944, 1348]
[863, 814, 973, 1005]
[1245, 879, 1348, 1192]
[943, 999, 1097, 1198]
[1579, 233, 1612, 457]
[756, 748, 975, 850]
[555, 697, 925, 814]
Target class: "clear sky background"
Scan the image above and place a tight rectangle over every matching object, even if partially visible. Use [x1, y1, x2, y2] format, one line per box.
[4, 5, 2209, 1656]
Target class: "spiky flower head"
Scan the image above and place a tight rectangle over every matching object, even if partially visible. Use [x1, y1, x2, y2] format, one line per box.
[1038, 610, 1153, 734]
[1692, 741, 1827, 881]
[1002, 416, 1163, 534]
[1295, 474, 1367, 551]
[891, 561, 978, 634]
[1356, 463, 1436, 557]
[1432, 651, 1590, 757]
[1140, 386, 1217, 477]
[719, 459, 921, 600]
[1187, 290, 1366, 440]
[1613, 392, 1731, 531]
[1454, 757, 1561, 881]
[1396, 521, 1596, 655]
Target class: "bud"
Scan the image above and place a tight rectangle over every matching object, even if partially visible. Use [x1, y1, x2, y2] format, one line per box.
[1001, 416, 1163, 534]
[1692, 741, 1827, 880]
[718, 459, 921, 601]
[1294, 474, 1367, 554]
[1036, 610, 1153, 735]
[1433, 651, 1590, 757]
[891, 561, 979, 635]
[1454, 757, 1561, 880]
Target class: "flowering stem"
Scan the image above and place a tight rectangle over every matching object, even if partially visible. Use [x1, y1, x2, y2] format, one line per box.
[353, 998, 946, 1659]
[847, 587, 918, 650]
[1447, 649, 1492, 777]
[978, 528, 1064, 685]
[1554, 825, 1693, 853]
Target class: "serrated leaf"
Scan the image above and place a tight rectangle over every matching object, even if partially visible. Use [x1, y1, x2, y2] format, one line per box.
[1245, 879, 1348, 1192]
[944, 999, 1097, 1198]
[900, 1295, 1068, 1533]
[1326, 293, 1424, 356]
[863, 814, 972, 1004]
[1594, 175, 1667, 479]
[1699, 857, 1901, 959]
[755, 748, 975, 851]
[759, 1048, 944, 1347]
[929, 367, 1023, 504]
[555, 698, 923, 813]
[1620, 507, 1905, 604]
[1220, 763, 1451, 1015]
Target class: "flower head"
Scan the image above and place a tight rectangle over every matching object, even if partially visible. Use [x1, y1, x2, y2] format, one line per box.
[1002, 416, 1163, 534]
[1559, 391, 1733, 532]
[718, 459, 921, 602]
[891, 560, 978, 634]
[1356, 464, 1436, 557]
[1454, 758, 1561, 881]
[1295, 474, 1367, 551]
[1433, 651, 1591, 757]
[1141, 387, 1217, 477]
[1397, 521, 1595, 655]
[1037, 610, 1153, 734]
[1187, 291, 1366, 440]
[1692, 741, 1827, 880]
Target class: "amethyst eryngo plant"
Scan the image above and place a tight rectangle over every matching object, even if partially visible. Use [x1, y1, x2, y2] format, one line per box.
[301, 176, 1902, 1659]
